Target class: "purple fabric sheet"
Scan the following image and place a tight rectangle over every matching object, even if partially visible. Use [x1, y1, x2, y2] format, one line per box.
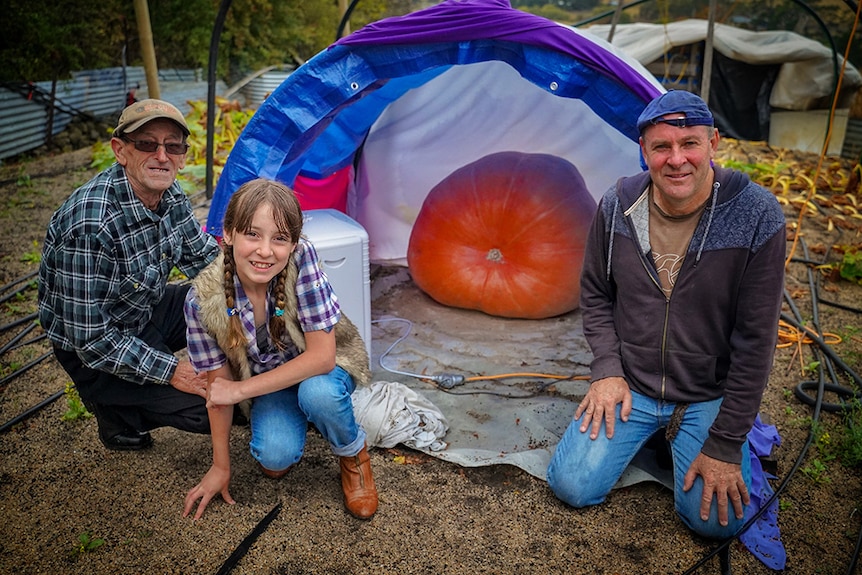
[338, 0, 657, 101]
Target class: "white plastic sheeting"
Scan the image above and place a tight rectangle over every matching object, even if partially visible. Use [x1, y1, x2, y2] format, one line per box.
[586, 19, 862, 111]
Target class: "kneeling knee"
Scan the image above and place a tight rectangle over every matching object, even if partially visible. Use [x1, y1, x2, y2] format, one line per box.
[678, 509, 745, 540]
[547, 474, 601, 509]
[250, 441, 301, 472]
[253, 449, 300, 473]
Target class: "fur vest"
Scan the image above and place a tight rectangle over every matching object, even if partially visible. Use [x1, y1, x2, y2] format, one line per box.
[191, 251, 371, 389]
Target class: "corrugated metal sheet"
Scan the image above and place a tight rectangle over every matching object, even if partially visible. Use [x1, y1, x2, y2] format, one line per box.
[0, 67, 214, 162]
[240, 69, 294, 108]
[159, 69, 203, 82]
[842, 118, 862, 161]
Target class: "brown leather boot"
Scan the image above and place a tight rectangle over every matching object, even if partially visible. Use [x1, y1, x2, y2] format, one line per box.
[258, 462, 292, 479]
[339, 445, 378, 519]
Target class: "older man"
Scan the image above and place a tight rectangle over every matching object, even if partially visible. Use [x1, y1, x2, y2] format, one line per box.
[39, 99, 221, 450]
[547, 91, 786, 539]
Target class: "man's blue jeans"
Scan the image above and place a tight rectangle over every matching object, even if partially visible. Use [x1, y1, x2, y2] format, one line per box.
[547, 389, 751, 539]
[248, 366, 367, 472]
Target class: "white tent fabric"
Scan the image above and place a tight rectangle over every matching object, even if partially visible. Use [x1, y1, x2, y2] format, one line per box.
[586, 19, 862, 111]
[353, 60, 642, 264]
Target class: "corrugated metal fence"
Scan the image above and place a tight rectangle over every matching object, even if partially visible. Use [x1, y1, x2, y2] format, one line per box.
[0, 67, 211, 161]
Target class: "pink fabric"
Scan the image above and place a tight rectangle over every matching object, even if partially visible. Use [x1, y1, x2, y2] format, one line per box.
[293, 165, 352, 212]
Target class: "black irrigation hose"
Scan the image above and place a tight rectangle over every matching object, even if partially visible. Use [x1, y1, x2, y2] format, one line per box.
[214, 502, 282, 575]
[818, 297, 862, 315]
[0, 280, 36, 306]
[5, 333, 47, 353]
[0, 389, 64, 434]
[0, 351, 52, 391]
[686, 237, 862, 574]
[336, 0, 362, 41]
[0, 312, 38, 336]
[794, 381, 862, 412]
[781, 312, 862, 389]
[0, 322, 37, 357]
[683, 307, 831, 574]
[205, 0, 233, 200]
[0, 270, 38, 295]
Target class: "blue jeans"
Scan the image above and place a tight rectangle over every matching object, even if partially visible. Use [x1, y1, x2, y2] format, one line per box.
[547, 390, 751, 539]
[248, 366, 366, 472]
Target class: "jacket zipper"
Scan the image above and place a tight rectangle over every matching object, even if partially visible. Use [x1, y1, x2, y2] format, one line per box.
[636, 245, 671, 400]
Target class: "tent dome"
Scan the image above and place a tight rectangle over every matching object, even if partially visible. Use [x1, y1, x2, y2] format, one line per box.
[209, 0, 663, 263]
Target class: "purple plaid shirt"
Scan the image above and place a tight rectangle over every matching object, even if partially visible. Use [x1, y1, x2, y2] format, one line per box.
[184, 238, 340, 375]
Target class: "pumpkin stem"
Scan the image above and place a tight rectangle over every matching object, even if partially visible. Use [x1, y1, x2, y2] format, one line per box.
[486, 248, 503, 263]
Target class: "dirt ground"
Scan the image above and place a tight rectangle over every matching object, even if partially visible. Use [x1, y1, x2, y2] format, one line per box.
[1, 144, 861, 575]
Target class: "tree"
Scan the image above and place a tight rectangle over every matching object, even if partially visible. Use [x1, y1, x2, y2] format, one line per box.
[0, 0, 126, 83]
[0, 0, 392, 87]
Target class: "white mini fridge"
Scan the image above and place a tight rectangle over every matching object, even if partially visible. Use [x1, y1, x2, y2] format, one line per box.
[302, 209, 371, 365]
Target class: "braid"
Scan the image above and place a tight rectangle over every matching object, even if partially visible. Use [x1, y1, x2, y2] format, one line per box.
[269, 263, 289, 348]
[222, 247, 245, 349]
[220, 177, 304, 351]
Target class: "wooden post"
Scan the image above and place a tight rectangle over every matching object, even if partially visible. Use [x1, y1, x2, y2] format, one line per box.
[133, 0, 161, 99]
[608, 0, 625, 43]
[338, 0, 351, 36]
[700, 0, 717, 104]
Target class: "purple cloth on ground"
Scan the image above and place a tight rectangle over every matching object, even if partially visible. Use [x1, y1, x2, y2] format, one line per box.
[741, 414, 786, 570]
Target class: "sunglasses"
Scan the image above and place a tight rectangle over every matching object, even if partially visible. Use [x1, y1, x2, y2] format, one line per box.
[122, 137, 190, 156]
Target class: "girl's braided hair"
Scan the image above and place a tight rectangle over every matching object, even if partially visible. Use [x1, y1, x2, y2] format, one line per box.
[221, 178, 303, 349]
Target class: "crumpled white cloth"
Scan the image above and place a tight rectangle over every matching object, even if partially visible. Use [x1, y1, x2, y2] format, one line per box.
[352, 381, 449, 452]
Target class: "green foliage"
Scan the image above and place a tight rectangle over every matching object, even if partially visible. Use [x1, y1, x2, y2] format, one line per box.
[525, 4, 581, 23]
[90, 141, 117, 172]
[168, 267, 188, 282]
[217, 0, 389, 83]
[1, 0, 858, 87]
[512, 0, 601, 9]
[838, 249, 862, 285]
[20, 241, 41, 264]
[803, 360, 822, 374]
[801, 458, 830, 484]
[0, 0, 126, 82]
[62, 382, 93, 422]
[16, 169, 32, 189]
[716, 158, 787, 181]
[71, 531, 105, 558]
[835, 401, 862, 469]
[0, 0, 391, 86]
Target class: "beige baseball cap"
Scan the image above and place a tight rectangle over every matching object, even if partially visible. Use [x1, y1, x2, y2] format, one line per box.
[113, 98, 190, 137]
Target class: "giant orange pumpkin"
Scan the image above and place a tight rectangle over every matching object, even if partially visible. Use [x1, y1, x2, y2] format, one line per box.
[407, 151, 597, 319]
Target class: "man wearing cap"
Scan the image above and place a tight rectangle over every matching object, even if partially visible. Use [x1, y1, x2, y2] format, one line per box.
[38, 99, 221, 450]
[547, 91, 786, 539]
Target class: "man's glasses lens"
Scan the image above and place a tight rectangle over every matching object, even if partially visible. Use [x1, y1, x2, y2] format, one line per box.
[124, 138, 189, 155]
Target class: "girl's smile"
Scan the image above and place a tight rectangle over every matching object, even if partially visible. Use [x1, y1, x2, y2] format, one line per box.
[224, 203, 296, 293]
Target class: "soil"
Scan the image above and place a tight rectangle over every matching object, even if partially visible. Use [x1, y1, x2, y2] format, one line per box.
[1, 144, 861, 575]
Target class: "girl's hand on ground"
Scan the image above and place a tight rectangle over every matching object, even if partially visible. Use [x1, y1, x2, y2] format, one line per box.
[183, 465, 234, 520]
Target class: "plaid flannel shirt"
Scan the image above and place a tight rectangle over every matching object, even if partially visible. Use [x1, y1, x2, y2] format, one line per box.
[185, 238, 340, 375]
[38, 163, 220, 385]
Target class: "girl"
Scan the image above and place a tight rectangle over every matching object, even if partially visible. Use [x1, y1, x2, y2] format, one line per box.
[182, 178, 376, 520]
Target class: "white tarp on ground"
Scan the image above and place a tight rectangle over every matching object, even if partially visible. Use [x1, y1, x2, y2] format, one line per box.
[363, 266, 674, 489]
[585, 19, 862, 111]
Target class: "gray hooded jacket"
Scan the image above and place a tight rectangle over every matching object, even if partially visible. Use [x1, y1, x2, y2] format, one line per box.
[579, 166, 786, 463]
